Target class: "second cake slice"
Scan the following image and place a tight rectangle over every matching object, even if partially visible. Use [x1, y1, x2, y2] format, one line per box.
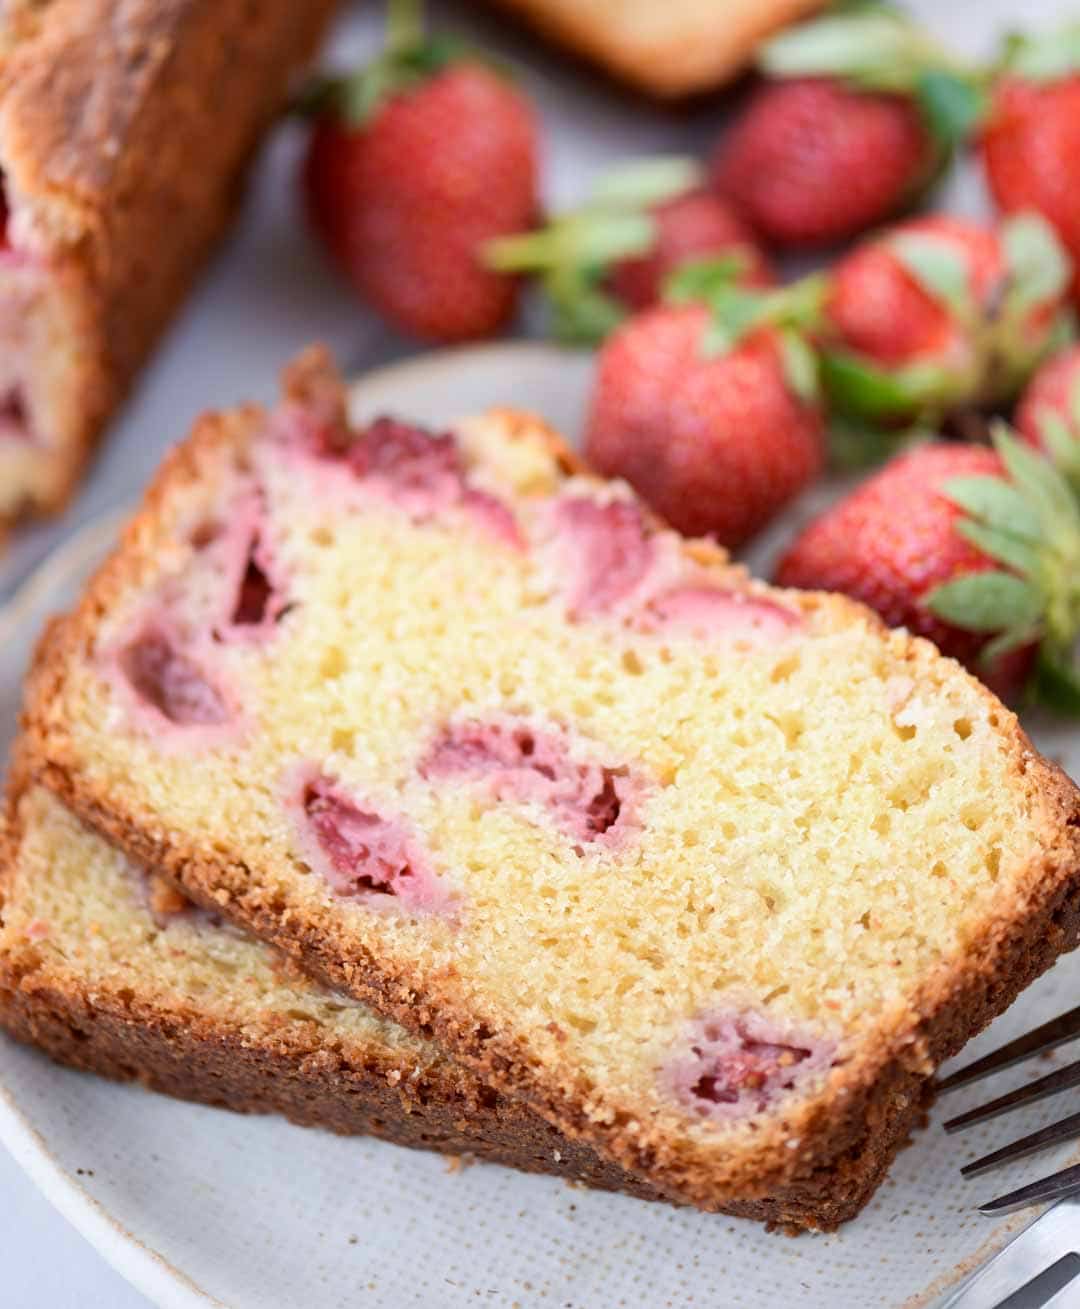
[21, 348, 1080, 1224]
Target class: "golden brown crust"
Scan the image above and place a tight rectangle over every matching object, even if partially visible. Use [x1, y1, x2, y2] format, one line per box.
[0, 0, 339, 532]
[0, 761, 665, 1199]
[19, 357, 1080, 1223]
[0, 966, 670, 1196]
[0, 957, 924, 1229]
[481, 0, 826, 97]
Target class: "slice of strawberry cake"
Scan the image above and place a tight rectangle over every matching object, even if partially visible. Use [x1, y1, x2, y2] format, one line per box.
[0, 780, 671, 1201]
[21, 347, 1080, 1225]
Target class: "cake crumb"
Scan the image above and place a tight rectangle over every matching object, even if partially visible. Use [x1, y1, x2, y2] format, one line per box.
[149, 874, 187, 917]
[444, 1153, 476, 1174]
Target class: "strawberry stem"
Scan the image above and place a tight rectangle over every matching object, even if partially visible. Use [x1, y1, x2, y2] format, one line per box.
[666, 263, 827, 358]
[999, 23, 1080, 83]
[482, 157, 702, 345]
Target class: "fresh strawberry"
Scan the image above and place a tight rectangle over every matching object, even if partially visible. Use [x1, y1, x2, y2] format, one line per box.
[713, 79, 932, 249]
[776, 434, 1080, 706]
[303, 3, 538, 342]
[484, 159, 771, 345]
[1015, 344, 1080, 487]
[584, 274, 826, 548]
[711, 9, 981, 248]
[610, 190, 772, 312]
[981, 26, 1080, 298]
[821, 213, 1075, 427]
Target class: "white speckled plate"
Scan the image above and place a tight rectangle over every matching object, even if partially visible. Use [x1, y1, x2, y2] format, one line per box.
[2, 343, 1080, 1309]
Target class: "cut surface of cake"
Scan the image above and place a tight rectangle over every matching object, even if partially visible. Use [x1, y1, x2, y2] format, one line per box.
[0, 0, 338, 535]
[22, 348, 1080, 1221]
[0, 781, 669, 1200]
[1, 784, 930, 1229]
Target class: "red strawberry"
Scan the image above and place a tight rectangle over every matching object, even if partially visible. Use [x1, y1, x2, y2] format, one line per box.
[303, 17, 538, 343]
[1015, 343, 1080, 488]
[776, 436, 1080, 706]
[981, 30, 1080, 298]
[485, 159, 771, 345]
[710, 9, 981, 248]
[1017, 344, 1080, 445]
[820, 213, 1074, 427]
[712, 79, 932, 249]
[585, 301, 824, 548]
[608, 189, 772, 312]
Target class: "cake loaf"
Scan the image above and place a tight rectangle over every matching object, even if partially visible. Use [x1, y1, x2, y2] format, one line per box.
[480, 0, 825, 97]
[0, 0, 338, 537]
[21, 348, 1080, 1225]
[0, 781, 666, 1200]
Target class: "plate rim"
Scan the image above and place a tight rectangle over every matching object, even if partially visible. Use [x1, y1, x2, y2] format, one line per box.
[0, 1076, 221, 1309]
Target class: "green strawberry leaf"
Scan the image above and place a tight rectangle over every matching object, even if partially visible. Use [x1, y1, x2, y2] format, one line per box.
[940, 475, 1042, 540]
[484, 211, 656, 274]
[698, 288, 765, 356]
[1000, 212, 1073, 318]
[1002, 24, 1080, 83]
[1036, 408, 1080, 481]
[953, 519, 1041, 578]
[1032, 643, 1080, 715]
[820, 350, 949, 421]
[759, 8, 953, 93]
[296, 0, 504, 125]
[926, 571, 1044, 633]
[993, 423, 1080, 530]
[825, 418, 920, 472]
[566, 212, 656, 267]
[481, 229, 555, 273]
[486, 156, 699, 278]
[587, 157, 702, 210]
[547, 273, 627, 346]
[914, 69, 988, 146]
[940, 413, 1080, 713]
[777, 329, 820, 405]
[664, 255, 749, 305]
[980, 624, 1040, 666]
[298, 35, 473, 126]
[772, 272, 830, 333]
[669, 266, 827, 359]
[888, 232, 971, 316]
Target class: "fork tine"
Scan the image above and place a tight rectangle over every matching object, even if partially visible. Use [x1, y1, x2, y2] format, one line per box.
[937, 1004, 1080, 1093]
[979, 1161, 1080, 1215]
[943, 1056, 1080, 1133]
[961, 1109, 1080, 1177]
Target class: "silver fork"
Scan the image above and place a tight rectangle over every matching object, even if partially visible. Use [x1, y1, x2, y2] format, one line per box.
[939, 1004, 1080, 1213]
[937, 1005, 1080, 1308]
